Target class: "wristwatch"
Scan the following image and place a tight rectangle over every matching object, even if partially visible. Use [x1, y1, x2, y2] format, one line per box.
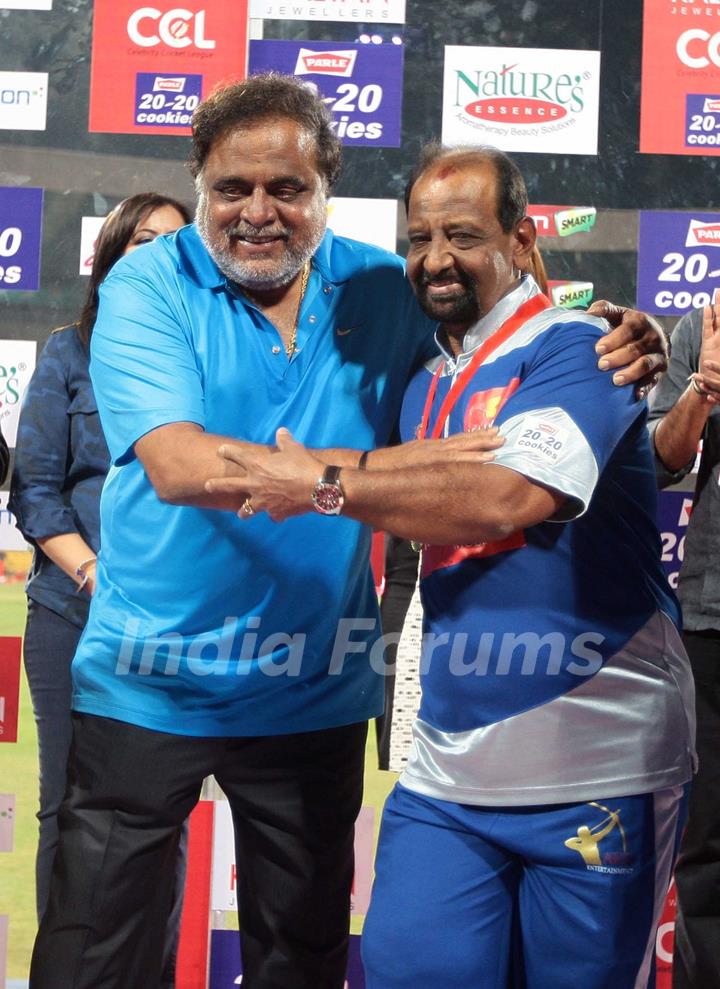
[311, 465, 345, 516]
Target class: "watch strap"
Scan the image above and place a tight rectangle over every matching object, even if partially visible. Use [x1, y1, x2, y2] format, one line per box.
[322, 465, 342, 484]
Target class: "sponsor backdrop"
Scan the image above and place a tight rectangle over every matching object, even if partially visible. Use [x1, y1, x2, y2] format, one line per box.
[0, 639, 22, 744]
[248, 0, 406, 22]
[0, 71, 48, 130]
[640, 0, 720, 156]
[0, 341, 37, 447]
[0, 0, 715, 983]
[88, 0, 250, 135]
[637, 210, 720, 317]
[0, 188, 44, 291]
[441, 46, 601, 155]
[248, 39, 404, 145]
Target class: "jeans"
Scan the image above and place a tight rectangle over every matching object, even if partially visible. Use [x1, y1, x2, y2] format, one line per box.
[23, 599, 81, 920]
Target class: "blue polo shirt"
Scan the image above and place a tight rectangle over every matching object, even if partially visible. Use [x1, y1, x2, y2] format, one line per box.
[73, 224, 436, 736]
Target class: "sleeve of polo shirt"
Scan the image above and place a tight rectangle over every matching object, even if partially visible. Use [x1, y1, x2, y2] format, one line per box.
[90, 260, 205, 465]
[9, 332, 80, 540]
[490, 318, 645, 522]
[647, 308, 702, 489]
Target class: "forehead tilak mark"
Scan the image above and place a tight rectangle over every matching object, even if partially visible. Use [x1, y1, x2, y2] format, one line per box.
[434, 164, 460, 181]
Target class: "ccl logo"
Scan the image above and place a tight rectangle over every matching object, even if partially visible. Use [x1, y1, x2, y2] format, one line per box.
[127, 7, 216, 49]
[677, 29, 720, 68]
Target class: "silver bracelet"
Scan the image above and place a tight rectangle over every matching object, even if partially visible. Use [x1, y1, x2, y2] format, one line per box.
[74, 556, 97, 593]
[688, 374, 709, 397]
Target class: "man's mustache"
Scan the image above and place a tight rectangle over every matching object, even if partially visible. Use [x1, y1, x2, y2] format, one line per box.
[226, 223, 290, 240]
[419, 270, 471, 290]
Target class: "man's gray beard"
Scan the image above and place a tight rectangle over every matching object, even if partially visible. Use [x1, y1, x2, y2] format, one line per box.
[196, 191, 327, 291]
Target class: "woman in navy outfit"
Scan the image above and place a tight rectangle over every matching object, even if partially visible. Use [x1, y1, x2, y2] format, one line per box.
[10, 192, 191, 987]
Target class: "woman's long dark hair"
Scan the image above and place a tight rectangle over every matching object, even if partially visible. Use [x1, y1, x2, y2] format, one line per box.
[76, 193, 192, 347]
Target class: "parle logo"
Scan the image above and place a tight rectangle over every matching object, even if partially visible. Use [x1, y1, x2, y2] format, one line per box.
[686, 218, 720, 246]
[294, 48, 357, 77]
[153, 76, 186, 92]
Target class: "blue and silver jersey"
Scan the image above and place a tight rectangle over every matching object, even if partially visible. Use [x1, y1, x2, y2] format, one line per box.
[399, 276, 696, 805]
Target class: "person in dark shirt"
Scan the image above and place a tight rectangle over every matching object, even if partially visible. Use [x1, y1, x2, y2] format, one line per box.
[9, 192, 190, 987]
[648, 304, 720, 989]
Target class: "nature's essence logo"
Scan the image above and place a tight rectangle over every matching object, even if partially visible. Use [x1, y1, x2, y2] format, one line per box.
[453, 61, 588, 130]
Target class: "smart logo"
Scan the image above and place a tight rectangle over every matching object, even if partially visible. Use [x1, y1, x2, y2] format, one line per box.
[127, 7, 216, 49]
[530, 205, 596, 238]
[555, 207, 596, 236]
[549, 281, 594, 309]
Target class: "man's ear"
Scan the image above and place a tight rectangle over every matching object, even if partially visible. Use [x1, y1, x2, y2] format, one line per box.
[513, 216, 537, 269]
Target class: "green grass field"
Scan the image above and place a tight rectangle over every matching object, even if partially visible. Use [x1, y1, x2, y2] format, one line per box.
[0, 582, 397, 979]
[0, 582, 37, 981]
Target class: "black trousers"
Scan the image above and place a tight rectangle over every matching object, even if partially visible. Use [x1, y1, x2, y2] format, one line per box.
[30, 712, 367, 989]
[23, 602, 187, 986]
[673, 630, 720, 989]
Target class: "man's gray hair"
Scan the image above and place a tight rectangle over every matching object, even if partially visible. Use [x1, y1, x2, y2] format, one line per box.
[188, 73, 342, 189]
[403, 144, 528, 233]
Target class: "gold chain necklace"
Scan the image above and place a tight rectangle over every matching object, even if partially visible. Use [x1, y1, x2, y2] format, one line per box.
[286, 260, 311, 359]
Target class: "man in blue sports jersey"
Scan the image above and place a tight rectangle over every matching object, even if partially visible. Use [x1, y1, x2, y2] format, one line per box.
[29, 71, 671, 989]
[215, 145, 696, 989]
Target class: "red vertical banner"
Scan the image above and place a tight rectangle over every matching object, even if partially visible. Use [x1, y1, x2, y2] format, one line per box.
[640, 0, 720, 155]
[370, 531, 385, 597]
[0, 637, 21, 743]
[176, 800, 215, 989]
[655, 879, 677, 989]
[88, 0, 249, 136]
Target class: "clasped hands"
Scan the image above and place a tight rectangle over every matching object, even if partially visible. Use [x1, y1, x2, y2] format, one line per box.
[204, 301, 672, 520]
[205, 427, 505, 521]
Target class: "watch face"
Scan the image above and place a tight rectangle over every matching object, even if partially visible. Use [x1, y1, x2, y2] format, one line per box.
[312, 481, 344, 515]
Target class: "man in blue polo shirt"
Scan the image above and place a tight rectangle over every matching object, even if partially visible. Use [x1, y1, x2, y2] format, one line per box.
[30, 76, 671, 989]
[30, 75, 438, 989]
[215, 146, 695, 989]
